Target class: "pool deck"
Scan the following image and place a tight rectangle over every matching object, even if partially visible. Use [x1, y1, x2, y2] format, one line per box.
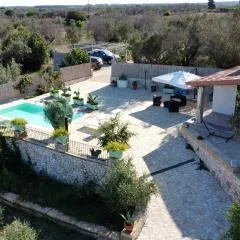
[0, 67, 232, 240]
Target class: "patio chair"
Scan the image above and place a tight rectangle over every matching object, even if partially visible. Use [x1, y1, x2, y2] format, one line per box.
[167, 101, 179, 112]
[153, 95, 162, 106]
[202, 112, 234, 142]
[170, 94, 187, 107]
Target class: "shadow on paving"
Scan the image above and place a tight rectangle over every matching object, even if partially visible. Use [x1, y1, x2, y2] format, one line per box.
[130, 105, 192, 129]
[143, 135, 231, 240]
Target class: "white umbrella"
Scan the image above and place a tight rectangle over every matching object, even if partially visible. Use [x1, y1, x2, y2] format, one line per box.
[152, 71, 200, 89]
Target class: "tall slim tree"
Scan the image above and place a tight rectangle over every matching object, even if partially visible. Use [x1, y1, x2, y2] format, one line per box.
[208, 0, 216, 9]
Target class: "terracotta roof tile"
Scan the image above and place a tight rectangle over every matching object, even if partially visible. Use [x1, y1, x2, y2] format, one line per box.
[186, 66, 240, 87]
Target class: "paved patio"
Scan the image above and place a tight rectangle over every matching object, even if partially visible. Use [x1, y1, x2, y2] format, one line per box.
[0, 67, 232, 239]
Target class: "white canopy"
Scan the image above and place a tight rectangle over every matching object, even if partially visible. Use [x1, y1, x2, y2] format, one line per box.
[152, 71, 200, 89]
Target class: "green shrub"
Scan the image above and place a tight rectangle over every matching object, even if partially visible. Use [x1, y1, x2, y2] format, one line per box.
[3, 219, 38, 240]
[105, 141, 128, 152]
[63, 48, 89, 67]
[87, 94, 98, 105]
[52, 128, 69, 138]
[224, 202, 240, 240]
[119, 74, 127, 80]
[15, 74, 33, 94]
[10, 118, 28, 126]
[96, 114, 135, 147]
[44, 97, 73, 129]
[50, 88, 59, 94]
[101, 158, 156, 214]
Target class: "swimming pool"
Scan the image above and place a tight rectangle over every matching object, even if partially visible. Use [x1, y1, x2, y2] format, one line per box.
[0, 103, 83, 128]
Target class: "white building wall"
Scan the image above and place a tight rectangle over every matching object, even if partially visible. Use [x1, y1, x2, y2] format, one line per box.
[212, 85, 237, 116]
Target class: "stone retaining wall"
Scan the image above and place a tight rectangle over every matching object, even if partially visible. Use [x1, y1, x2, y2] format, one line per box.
[0, 192, 119, 240]
[181, 125, 240, 201]
[14, 139, 112, 186]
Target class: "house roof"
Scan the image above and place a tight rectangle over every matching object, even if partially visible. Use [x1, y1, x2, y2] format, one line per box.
[186, 66, 240, 87]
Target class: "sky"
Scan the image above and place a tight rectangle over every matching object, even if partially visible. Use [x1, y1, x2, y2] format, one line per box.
[0, 0, 236, 7]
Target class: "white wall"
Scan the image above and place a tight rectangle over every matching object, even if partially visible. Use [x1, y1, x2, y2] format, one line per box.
[212, 85, 237, 116]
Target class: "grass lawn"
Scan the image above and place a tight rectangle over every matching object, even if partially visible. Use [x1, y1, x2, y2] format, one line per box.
[1, 204, 96, 240]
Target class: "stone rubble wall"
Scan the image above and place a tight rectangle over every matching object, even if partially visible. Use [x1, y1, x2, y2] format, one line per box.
[181, 126, 240, 201]
[15, 140, 112, 186]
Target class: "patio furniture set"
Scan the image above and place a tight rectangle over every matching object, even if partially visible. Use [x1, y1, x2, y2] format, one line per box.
[153, 94, 187, 112]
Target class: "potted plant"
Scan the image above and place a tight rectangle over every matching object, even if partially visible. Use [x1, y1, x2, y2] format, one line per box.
[105, 141, 128, 159]
[163, 84, 175, 94]
[52, 128, 69, 144]
[50, 88, 60, 98]
[61, 86, 71, 102]
[90, 148, 102, 158]
[86, 94, 98, 110]
[132, 81, 138, 90]
[73, 90, 84, 106]
[120, 211, 134, 233]
[11, 118, 28, 132]
[117, 74, 128, 88]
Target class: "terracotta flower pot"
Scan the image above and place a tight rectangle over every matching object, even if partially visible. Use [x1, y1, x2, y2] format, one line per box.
[124, 222, 134, 233]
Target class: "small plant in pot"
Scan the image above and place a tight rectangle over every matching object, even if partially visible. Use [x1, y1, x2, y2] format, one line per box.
[50, 88, 60, 98]
[120, 211, 134, 233]
[117, 74, 128, 88]
[106, 141, 128, 159]
[52, 128, 69, 145]
[61, 86, 71, 102]
[86, 94, 98, 110]
[11, 118, 28, 132]
[73, 90, 84, 106]
[132, 81, 138, 90]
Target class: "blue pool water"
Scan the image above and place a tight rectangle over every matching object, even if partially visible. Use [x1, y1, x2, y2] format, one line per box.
[0, 103, 83, 128]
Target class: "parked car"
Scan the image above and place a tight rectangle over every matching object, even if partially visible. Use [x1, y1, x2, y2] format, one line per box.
[90, 56, 103, 70]
[89, 49, 119, 65]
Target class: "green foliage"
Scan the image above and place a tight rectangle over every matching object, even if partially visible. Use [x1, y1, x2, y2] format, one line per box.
[105, 141, 128, 152]
[10, 118, 28, 126]
[223, 202, 240, 240]
[15, 74, 32, 94]
[61, 86, 71, 97]
[101, 158, 156, 214]
[39, 66, 62, 91]
[87, 94, 98, 105]
[120, 211, 134, 225]
[63, 48, 89, 66]
[208, 0, 216, 10]
[52, 128, 69, 138]
[3, 219, 38, 240]
[44, 97, 73, 129]
[50, 88, 59, 94]
[73, 90, 83, 100]
[163, 11, 172, 16]
[230, 110, 240, 136]
[0, 136, 121, 230]
[5, 9, 14, 17]
[2, 26, 49, 72]
[26, 9, 39, 17]
[0, 59, 21, 85]
[96, 114, 135, 147]
[65, 11, 86, 25]
[35, 85, 45, 96]
[119, 74, 128, 80]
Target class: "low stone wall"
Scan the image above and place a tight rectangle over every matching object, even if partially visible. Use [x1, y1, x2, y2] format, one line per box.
[14, 139, 112, 186]
[60, 63, 92, 83]
[181, 125, 240, 201]
[0, 192, 119, 240]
